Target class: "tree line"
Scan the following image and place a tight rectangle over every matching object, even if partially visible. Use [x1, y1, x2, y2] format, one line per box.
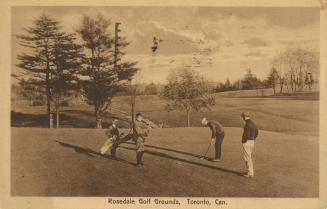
[268, 47, 318, 94]
[215, 47, 319, 95]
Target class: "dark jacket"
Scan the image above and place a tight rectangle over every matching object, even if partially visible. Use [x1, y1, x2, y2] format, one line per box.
[242, 119, 259, 143]
[207, 120, 224, 138]
[106, 124, 120, 140]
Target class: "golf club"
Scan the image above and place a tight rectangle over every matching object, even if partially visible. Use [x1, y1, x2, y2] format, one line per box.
[199, 139, 212, 160]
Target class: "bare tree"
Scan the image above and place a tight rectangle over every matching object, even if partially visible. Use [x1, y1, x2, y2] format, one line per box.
[161, 68, 215, 127]
[271, 47, 318, 94]
[293, 48, 319, 91]
[266, 67, 279, 95]
[272, 53, 286, 94]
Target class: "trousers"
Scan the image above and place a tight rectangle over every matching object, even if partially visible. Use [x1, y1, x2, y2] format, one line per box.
[215, 133, 225, 159]
[136, 137, 145, 152]
[242, 140, 255, 176]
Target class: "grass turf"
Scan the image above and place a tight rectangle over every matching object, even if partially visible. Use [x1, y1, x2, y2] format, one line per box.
[11, 127, 318, 197]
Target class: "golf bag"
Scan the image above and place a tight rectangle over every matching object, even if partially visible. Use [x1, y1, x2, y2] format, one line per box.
[100, 137, 114, 154]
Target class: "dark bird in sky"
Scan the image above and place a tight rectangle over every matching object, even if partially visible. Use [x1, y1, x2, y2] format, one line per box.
[152, 36, 160, 53]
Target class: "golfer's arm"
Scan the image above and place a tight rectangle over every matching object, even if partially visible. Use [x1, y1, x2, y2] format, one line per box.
[209, 124, 216, 138]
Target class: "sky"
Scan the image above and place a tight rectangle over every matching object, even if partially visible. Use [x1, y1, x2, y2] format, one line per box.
[11, 6, 320, 84]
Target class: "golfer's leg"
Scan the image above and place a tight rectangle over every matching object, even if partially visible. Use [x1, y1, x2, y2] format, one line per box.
[140, 151, 145, 164]
[136, 151, 141, 165]
[242, 142, 251, 174]
[215, 136, 221, 159]
[248, 141, 255, 176]
[136, 138, 145, 165]
[119, 133, 133, 145]
[248, 158, 253, 176]
[110, 145, 117, 158]
[138, 139, 145, 164]
[217, 134, 224, 159]
[135, 139, 140, 164]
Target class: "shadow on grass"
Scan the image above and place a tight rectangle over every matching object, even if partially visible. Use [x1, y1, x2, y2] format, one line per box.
[54, 140, 242, 176]
[124, 141, 210, 160]
[11, 111, 94, 128]
[11, 111, 48, 127]
[55, 140, 136, 166]
[119, 145, 242, 176]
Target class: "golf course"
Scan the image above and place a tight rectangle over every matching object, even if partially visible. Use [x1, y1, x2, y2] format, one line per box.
[11, 92, 319, 197]
[8, 5, 321, 200]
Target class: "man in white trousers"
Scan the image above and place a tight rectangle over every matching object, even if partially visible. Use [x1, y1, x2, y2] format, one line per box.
[241, 112, 259, 178]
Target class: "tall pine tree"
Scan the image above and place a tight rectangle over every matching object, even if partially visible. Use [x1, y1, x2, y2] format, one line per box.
[17, 14, 83, 128]
[52, 33, 83, 128]
[77, 14, 137, 128]
[17, 14, 62, 128]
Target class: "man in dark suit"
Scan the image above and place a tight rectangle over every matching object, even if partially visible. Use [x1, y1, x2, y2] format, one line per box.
[241, 112, 259, 178]
[202, 118, 225, 162]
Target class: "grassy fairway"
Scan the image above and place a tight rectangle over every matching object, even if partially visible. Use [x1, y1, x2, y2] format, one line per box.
[11, 93, 319, 135]
[11, 127, 318, 197]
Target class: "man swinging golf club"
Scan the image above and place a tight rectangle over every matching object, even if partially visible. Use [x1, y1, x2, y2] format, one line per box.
[133, 113, 152, 167]
[201, 117, 225, 162]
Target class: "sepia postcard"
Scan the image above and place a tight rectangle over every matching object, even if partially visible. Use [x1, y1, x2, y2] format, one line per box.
[0, 0, 326, 209]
